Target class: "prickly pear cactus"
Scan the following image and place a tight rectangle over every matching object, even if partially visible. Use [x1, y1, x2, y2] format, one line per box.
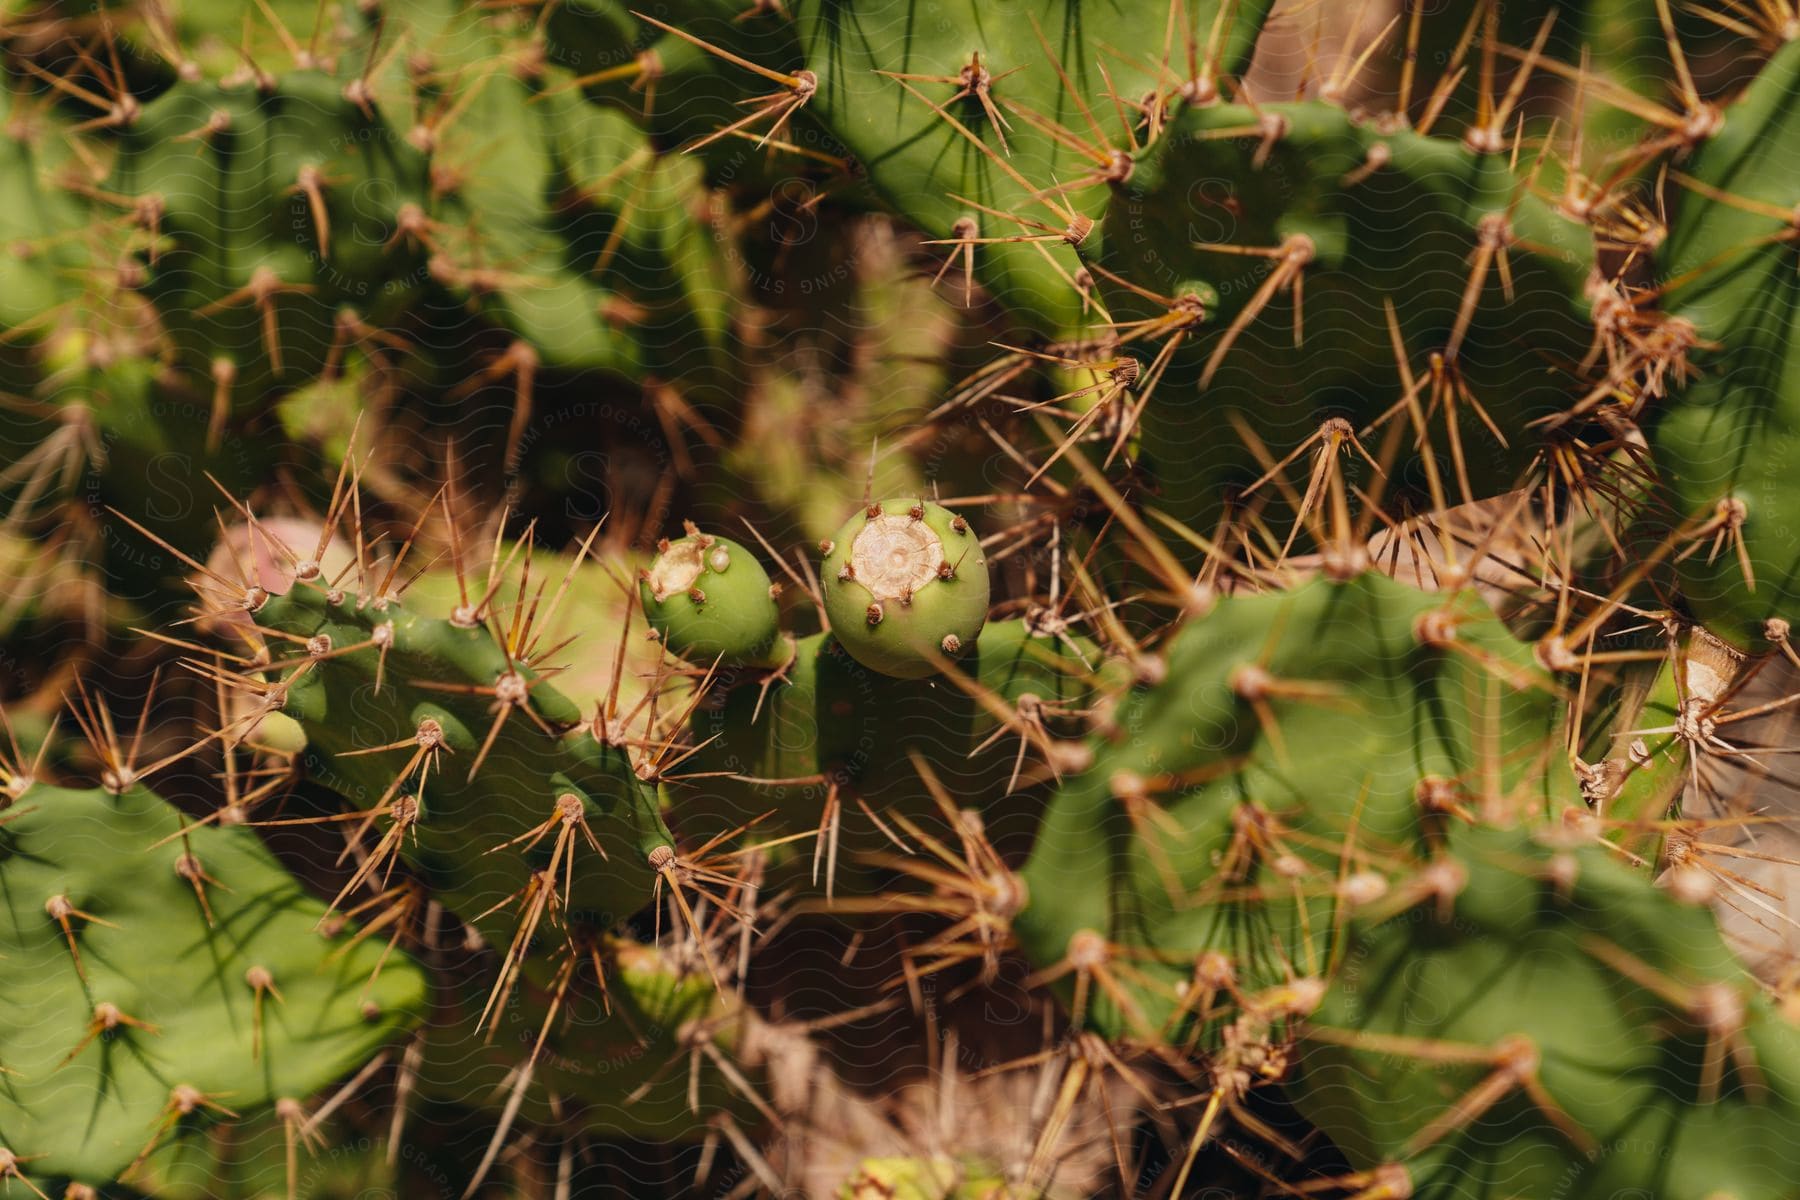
[0, 785, 425, 1187]
[821, 498, 989, 678]
[1012, 572, 1577, 1032]
[1298, 827, 1800, 1198]
[7, 0, 1800, 1196]
[1652, 37, 1800, 648]
[643, 526, 788, 669]
[255, 581, 675, 945]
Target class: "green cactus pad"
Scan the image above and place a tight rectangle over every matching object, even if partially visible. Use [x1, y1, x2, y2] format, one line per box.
[1014, 572, 1576, 1036]
[779, 0, 1274, 332]
[1295, 827, 1800, 1200]
[677, 618, 1104, 865]
[0, 90, 92, 352]
[255, 583, 675, 947]
[108, 72, 430, 394]
[821, 499, 989, 679]
[124, 1105, 408, 1200]
[420, 936, 756, 1139]
[1653, 38, 1800, 648]
[1106, 96, 1594, 531]
[0, 785, 426, 1187]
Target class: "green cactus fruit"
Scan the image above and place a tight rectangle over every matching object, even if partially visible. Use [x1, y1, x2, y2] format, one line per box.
[0, 785, 426, 1187]
[641, 525, 788, 669]
[837, 1157, 1024, 1200]
[821, 499, 989, 679]
[838, 1157, 955, 1200]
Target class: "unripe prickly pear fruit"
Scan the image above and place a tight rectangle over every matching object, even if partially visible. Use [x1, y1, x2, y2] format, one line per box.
[821, 498, 988, 679]
[40, 327, 92, 376]
[837, 1157, 957, 1200]
[641, 524, 787, 669]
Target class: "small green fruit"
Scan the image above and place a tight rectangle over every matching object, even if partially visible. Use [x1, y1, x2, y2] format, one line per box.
[41, 327, 92, 376]
[838, 1157, 955, 1200]
[821, 499, 989, 679]
[641, 525, 786, 668]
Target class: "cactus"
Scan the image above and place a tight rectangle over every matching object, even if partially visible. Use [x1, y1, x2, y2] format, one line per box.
[419, 933, 764, 1141]
[8, 0, 1800, 1196]
[680, 617, 1101, 862]
[1651, 37, 1800, 649]
[108, 71, 429, 394]
[253, 572, 675, 949]
[821, 498, 989, 679]
[0, 784, 426, 1188]
[1112, 96, 1596, 528]
[1012, 572, 1577, 1031]
[1007, 575, 1800, 1196]
[1296, 826, 1800, 1198]
[125, 1107, 411, 1200]
[602, 0, 1278, 341]
[642, 526, 788, 669]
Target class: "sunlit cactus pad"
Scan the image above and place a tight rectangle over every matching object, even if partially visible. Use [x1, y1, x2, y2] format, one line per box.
[0, 785, 426, 1186]
[2, 0, 1799, 1195]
